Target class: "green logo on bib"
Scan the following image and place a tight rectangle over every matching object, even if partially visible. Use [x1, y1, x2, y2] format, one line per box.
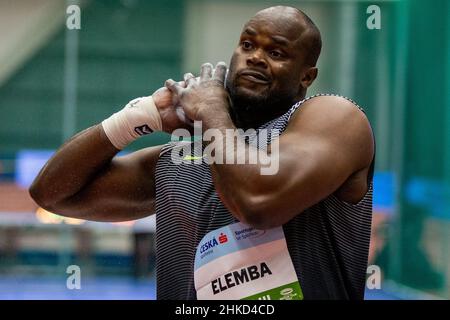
[242, 281, 303, 300]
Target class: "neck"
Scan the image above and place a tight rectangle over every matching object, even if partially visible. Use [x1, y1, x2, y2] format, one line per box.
[230, 92, 306, 130]
[231, 108, 287, 130]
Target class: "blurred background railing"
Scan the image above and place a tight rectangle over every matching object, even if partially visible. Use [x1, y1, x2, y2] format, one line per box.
[0, 0, 449, 299]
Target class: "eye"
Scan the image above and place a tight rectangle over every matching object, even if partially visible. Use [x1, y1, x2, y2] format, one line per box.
[241, 40, 253, 50]
[269, 50, 283, 58]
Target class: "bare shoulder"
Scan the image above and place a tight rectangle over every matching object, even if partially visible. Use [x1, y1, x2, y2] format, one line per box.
[285, 95, 374, 168]
[289, 95, 370, 130]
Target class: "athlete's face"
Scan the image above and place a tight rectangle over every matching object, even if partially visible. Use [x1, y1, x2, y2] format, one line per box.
[226, 11, 312, 123]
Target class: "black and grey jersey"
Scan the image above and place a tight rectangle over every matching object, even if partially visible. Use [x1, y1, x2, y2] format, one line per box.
[154, 94, 374, 300]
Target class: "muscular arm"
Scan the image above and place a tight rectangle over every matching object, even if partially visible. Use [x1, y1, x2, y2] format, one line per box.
[206, 96, 374, 229]
[166, 63, 374, 229]
[29, 124, 161, 222]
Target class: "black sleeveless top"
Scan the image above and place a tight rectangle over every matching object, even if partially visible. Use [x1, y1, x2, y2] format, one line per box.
[155, 94, 374, 300]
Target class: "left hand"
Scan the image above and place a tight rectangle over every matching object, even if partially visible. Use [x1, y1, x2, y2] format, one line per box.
[164, 62, 231, 123]
[152, 82, 194, 133]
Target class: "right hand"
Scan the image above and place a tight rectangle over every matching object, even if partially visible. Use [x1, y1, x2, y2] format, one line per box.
[152, 78, 194, 134]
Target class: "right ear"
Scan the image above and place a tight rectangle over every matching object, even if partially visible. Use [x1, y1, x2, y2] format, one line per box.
[300, 67, 318, 89]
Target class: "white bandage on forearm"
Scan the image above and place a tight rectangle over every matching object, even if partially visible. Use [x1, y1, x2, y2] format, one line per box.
[101, 96, 162, 150]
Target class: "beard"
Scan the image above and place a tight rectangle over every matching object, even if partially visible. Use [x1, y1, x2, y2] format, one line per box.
[225, 78, 297, 129]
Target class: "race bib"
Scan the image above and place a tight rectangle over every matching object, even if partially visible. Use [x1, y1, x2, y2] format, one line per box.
[194, 222, 303, 300]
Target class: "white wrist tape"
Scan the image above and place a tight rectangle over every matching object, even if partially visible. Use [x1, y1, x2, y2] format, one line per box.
[101, 96, 162, 150]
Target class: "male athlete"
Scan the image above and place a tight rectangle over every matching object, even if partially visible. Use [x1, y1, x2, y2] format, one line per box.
[30, 6, 375, 299]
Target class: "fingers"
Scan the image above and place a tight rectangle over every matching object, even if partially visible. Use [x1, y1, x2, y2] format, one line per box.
[200, 63, 213, 81]
[183, 72, 196, 86]
[165, 79, 182, 95]
[178, 80, 187, 88]
[168, 61, 227, 94]
[183, 72, 195, 82]
[213, 62, 227, 83]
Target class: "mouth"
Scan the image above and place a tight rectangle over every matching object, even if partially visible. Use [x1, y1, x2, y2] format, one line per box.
[238, 70, 270, 84]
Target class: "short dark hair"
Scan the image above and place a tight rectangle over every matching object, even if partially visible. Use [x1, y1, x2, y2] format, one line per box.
[295, 8, 322, 66]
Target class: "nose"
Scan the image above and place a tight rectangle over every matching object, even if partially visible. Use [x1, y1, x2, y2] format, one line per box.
[246, 49, 268, 69]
